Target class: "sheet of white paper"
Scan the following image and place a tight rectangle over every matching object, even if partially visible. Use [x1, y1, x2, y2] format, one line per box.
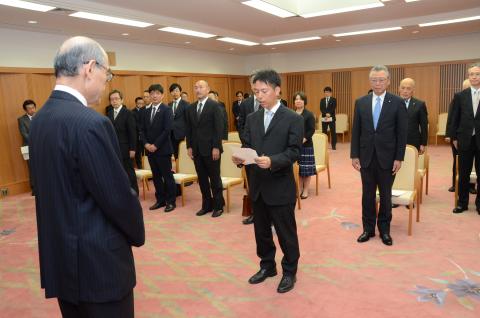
[321, 117, 333, 122]
[232, 147, 258, 165]
[20, 146, 29, 160]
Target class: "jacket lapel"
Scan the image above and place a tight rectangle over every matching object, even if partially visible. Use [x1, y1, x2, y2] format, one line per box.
[365, 94, 374, 130]
[265, 105, 285, 136]
[376, 93, 391, 130]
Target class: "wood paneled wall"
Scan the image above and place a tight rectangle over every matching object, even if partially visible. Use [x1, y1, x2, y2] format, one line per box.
[0, 67, 249, 195]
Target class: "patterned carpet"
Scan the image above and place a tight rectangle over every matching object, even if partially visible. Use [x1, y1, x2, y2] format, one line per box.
[1, 143, 479, 318]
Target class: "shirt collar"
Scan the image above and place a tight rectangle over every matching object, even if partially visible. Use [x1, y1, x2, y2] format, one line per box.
[266, 101, 281, 114]
[373, 91, 387, 101]
[54, 84, 88, 106]
[174, 97, 182, 104]
[113, 105, 123, 112]
[198, 96, 209, 105]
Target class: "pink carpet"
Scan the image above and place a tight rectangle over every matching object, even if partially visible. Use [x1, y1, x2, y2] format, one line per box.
[1, 144, 479, 317]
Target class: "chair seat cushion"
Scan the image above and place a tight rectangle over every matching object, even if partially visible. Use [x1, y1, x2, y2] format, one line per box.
[174, 173, 197, 184]
[135, 169, 152, 178]
[316, 164, 326, 172]
[221, 177, 243, 187]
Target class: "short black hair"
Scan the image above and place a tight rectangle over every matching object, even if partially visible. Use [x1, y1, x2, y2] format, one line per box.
[22, 99, 36, 110]
[135, 97, 143, 103]
[324, 86, 332, 93]
[208, 90, 219, 97]
[293, 91, 307, 106]
[148, 84, 164, 94]
[109, 89, 123, 100]
[243, 93, 250, 99]
[252, 69, 281, 88]
[143, 89, 149, 93]
[368, 89, 373, 94]
[169, 83, 182, 93]
[235, 91, 243, 96]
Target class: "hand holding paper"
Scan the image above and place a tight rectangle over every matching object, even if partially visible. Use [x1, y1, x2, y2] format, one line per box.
[232, 147, 258, 165]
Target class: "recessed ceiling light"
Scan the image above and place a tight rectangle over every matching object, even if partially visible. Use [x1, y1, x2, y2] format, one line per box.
[271, 47, 276, 50]
[419, 15, 480, 27]
[336, 39, 341, 42]
[27, 20, 37, 24]
[228, 48, 235, 51]
[242, 0, 296, 18]
[70, 12, 153, 28]
[0, 0, 55, 12]
[411, 30, 419, 34]
[121, 33, 129, 36]
[333, 27, 402, 37]
[263, 36, 321, 46]
[301, 3, 384, 18]
[184, 41, 191, 44]
[217, 37, 259, 46]
[159, 27, 216, 38]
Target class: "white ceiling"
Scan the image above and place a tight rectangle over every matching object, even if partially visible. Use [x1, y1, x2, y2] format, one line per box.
[0, 0, 479, 55]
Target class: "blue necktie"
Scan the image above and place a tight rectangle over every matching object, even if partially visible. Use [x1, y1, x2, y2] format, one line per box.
[373, 96, 381, 130]
[264, 110, 273, 132]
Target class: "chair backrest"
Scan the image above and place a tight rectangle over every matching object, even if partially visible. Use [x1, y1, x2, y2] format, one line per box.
[312, 133, 327, 166]
[418, 153, 425, 170]
[336, 113, 349, 133]
[177, 141, 197, 174]
[437, 112, 448, 134]
[227, 131, 241, 142]
[393, 145, 418, 191]
[142, 156, 151, 170]
[221, 142, 243, 178]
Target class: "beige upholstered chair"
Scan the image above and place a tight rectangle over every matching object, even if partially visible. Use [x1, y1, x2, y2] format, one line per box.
[335, 113, 349, 143]
[221, 142, 244, 212]
[417, 151, 430, 203]
[173, 141, 198, 206]
[227, 131, 241, 143]
[377, 145, 419, 236]
[435, 113, 448, 145]
[135, 156, 153, 200]
[312, 133, 331, 195]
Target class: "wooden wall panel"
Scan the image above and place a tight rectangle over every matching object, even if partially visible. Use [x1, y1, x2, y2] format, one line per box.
[286, 74, 305, 109]
[304, 72, 331, 120]
[332, 71, 352, 122]
[387, 67, 405, 95]
[439, 63, 468, 114]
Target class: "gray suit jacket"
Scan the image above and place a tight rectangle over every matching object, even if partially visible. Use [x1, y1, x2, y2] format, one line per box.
[18, 114, 31, 146]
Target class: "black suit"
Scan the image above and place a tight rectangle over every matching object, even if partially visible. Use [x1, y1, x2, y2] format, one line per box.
[232, 100, 242, 130]
[107, 106, 139, 195]
[351, 92, 408, 234]
[168, 98, 189, 159]
[186, 97, 225, 211]
[238, 96, 257, 144]
[18, 113, 34, 190]
[141, 104, 176, 205]
[447, 88, 480, 208]
[243, 104, 303, 276]
[405, 97, 428, 150]
[320, 97, 337, 149]
[29, 90, 144, 308]
[219, 101, 229, 140]
[131, 107, 145, 168]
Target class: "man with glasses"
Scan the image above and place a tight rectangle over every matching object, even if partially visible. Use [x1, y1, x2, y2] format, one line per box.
[351, 65, 407, 246]
[29, 36, 144, 318]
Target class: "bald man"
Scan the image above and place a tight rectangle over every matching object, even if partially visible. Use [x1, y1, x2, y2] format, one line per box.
[186, 80, 225, 217]
[399, 78, 428, 154]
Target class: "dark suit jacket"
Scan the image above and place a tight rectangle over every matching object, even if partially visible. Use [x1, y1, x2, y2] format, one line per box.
[141, 104, 174, 156]
[405, 97, 428, 149]
[299, 109, 315, 147]
[320, 97, 337, 120]
[131, 107, 145, 142]
[232, 100, 242, 120]
[29, 90, 145, 304]
[447, 87, 480, 151]
[107, 106, 137, 159]
[168, 99, 189, 140]
[18, 114, 31, 146]
[238, 96, 255, 143]
[243, 105, 303, 205]
[219, 101, 228, 140]
[186, 98, 223, 156]
[350, 92, 408, 170]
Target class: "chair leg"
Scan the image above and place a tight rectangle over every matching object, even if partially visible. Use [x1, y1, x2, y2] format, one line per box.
[425, 169, 429, 195]
[435, 135, 437, 146]
[181, 183, 185, 207]
[327, 166, 331, 189]
[419, 178, 423, 204]
[342, 133, 345, 143]
[416, 194, 420, 223]
[315, 173, 319, 196]
[454, 177, 458, 207]
[226, 186, 230, 213]
[142, 178, 146, 201]
[408, 206, 413, 236]
[145, 179, 150, 191]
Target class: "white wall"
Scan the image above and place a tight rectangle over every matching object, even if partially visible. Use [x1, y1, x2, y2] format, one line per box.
[244, 32, 480, 74]
[0, 28, 247, 74]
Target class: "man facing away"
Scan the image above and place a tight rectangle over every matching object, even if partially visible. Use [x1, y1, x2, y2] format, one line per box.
[233, 69, 303, 293]
[351, 65, 408, 246]
[29, 36, 145, 318]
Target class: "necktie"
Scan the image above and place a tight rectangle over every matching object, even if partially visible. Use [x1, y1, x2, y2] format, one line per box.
[114, 109, 119, 120]
[264, 110, 273, 132]
[405, 99, 409, 109]
[373, 96, 381, 130]
[197, 102, 203, 119]
[172, 101, 177, 114]
[150, 106, 157, 123]
[474, 90, 479, 117]
[254, 99, 259, 112]
[326, 97, 329, 105]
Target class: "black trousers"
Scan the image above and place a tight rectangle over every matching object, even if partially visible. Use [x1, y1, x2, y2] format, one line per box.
[121, 155, 139, 196]
[322, 121, 337, 149]
[58, 290, 134, 318]
[252, 194, 299, 276]
[193, 154, 224, 211]
[27, 159, 34, 191]
[360, 155, 395, 234]
[134, 140, 143, 169]
[171, 133, 183, 160]
[148, 154, 176, 205]
[457, 136, 480, 208]
[450, 140, 475, 190]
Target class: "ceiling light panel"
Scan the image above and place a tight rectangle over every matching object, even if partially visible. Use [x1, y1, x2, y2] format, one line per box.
[263, 36, 321, 45]
[159, 27, 216, 38]
[70, 12, 153, 28]
[242, 0, 296, 18]
[333, 26, 402, 37]
[419, 15, 480, 27]
[0, 0, 55, 12]
[217, 37, 259, 46]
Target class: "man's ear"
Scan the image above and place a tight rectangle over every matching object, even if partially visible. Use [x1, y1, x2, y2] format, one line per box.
[274, 85, 281, 96]
[83, 60, 95, 79]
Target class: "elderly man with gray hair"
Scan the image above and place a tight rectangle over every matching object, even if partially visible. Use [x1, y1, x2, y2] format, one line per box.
[29, 36, 145, 318]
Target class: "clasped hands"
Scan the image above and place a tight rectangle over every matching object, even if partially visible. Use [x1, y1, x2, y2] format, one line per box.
[352, 158, 402, 175]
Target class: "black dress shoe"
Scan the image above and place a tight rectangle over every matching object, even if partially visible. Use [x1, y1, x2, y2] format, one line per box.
[392, 204, 400, 208]
[277, 275, 296, 293]
[212, 209, 223, 218]
[164, 203, 176, 213]
[242, 215, 254, 225]
[469, 188, 477, 194]
[405, 203, 415, 209]
[248, 268, 277, 284]
[357, 231, 375, 243]
[196, 208, 212, 216]
[149, 202, 166, 210]
[448, 186, 455, 192]
[452, 206, 468, 214]
[380, 233, 393, 246]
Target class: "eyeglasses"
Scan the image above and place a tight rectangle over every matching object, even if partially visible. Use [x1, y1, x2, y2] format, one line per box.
[84, 60, 114, 82]
[370, 77, 387, 84]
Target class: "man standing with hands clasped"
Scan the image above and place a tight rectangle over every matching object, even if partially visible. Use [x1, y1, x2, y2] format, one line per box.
[351, 65, 407, 246]
[232, 69, 303, 293]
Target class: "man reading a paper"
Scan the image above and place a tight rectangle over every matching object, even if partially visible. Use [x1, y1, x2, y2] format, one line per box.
[232, 69, 303, 293]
